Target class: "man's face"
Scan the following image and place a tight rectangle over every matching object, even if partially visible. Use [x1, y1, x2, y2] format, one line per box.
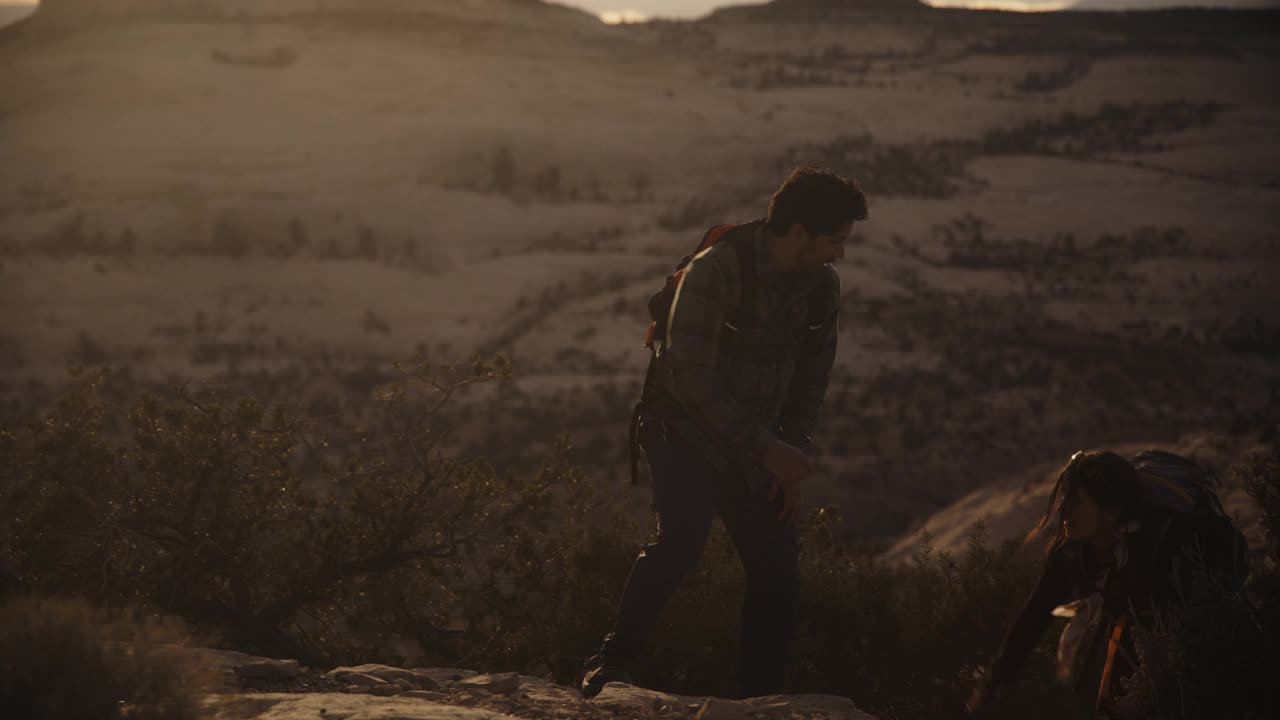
[797, 221, 852, 270]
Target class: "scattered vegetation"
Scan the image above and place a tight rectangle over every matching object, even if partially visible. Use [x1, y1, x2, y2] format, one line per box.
[3, 365, 1275, 719]
[440, 146, 651, 206]
[775, 100, 1223, 201]
[960, 11, 1263, 58]
[781, 134, 971, 199]
[0, 360, 529, 665]
[210, 46, 297, 69]
[935, 219, 1212, 275]
[656, 193, 735, 231]
[0, 595, 215, 720]
[1015, 58, 1091, 94]
[729, 63, 849, 90]
[980, 102, 1224, 158]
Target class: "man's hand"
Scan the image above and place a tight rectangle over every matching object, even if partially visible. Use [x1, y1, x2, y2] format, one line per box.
[760, 439, 812, 521]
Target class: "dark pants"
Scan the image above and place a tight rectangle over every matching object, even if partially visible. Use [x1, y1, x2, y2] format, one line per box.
[598, 414, 800, 697]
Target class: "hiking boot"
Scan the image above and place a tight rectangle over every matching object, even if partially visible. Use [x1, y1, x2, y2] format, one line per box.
[580, 655, 632, 699]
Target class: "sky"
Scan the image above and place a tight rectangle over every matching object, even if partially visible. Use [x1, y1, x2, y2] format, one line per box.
[0, 0, 1276, 27]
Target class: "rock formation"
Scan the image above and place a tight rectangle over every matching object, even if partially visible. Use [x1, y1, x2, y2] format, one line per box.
[198, 648, 881, 720]
[29, 0, 603, 31]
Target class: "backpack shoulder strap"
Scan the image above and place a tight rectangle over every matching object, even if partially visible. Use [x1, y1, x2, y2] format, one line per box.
[702, 223, 736, 250]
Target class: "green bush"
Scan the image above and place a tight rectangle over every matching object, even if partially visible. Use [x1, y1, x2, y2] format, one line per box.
[0, 595, 214, 720]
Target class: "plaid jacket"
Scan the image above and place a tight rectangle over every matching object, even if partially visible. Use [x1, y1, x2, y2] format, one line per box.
[647, 220, 840, 486]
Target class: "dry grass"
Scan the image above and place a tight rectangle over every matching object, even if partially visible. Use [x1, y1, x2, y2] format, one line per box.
[0, 595, 218, 720]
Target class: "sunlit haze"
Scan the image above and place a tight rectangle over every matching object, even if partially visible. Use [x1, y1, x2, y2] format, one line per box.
[566, 0, 1278, 23]
[1, 1, 1277, 28]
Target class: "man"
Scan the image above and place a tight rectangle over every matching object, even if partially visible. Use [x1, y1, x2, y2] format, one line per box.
[581, 166, 868, 699]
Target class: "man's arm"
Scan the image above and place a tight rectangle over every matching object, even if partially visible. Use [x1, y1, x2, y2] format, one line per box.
[664, 247, 775, 463]
[778, 266, 840, 452]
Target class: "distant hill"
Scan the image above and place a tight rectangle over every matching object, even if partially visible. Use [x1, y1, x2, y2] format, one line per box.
[708, 0, 929, 20]
[26, 0, 603, 33]
[707, 0, 1280, 21]
[1072, 0, 1280, 8]
[0, 4, 36, 29]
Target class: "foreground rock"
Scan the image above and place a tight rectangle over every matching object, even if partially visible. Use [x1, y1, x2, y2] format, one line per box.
[208, 693, 526, 720]
[200, 650, 879, 720]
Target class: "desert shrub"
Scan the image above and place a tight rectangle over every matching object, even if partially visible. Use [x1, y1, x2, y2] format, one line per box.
[0, 358, 566, 666]
[791, 521, 1052, 717]
[0, 594, 214, 720]
[627, 170, 653, 202]
[491, 146, 516, 195]
[507, 508, 1084, 719]
[1215, 313, 1280, 360]
[209, 212, 250, 258]
[532, 163, 562, 199]
[0, 363, 1059, 717]
[729, 63, 847, 90]
[656, 193, 731, 231]
[980, 102, 1223, 158]
[210, 46, 297, 69]
[780, 134, 970, 199]
[5, 367, 1273, 719]
[1015, 58, 1091, 94]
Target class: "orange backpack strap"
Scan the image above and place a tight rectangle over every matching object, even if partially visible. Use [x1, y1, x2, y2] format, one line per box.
[1096, 615, 1131, 710]
[699, 223, 736, 252]
[645, 222, 747, 349]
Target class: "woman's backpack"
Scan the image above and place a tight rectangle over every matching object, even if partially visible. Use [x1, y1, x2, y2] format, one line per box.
[1130, 449, 1250, 591]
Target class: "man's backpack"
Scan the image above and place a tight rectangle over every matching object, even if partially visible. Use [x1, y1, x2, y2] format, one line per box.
[642, 222, 757, 355]
[627, 222, 756, 486]
[625, 220, 834, 485]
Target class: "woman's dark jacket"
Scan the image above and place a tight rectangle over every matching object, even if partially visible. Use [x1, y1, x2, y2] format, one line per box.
[986, 512, 1249, 692]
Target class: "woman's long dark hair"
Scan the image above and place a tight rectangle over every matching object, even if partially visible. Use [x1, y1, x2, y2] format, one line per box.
[1024, 450, 1145, 553]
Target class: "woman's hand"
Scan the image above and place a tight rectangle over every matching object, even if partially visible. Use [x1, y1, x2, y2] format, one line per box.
[965, 682, 1005, 715]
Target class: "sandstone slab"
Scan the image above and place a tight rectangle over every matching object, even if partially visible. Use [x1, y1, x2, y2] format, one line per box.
[412, 667, 480, 686]
[696, 697, 751, 720]
[236, 658, 304, 681]
[208, 692, 526, 719]
[746, 693, 879, 720]
[334, 672, 388, 687]
[404, 690, 449, 701]
[455, 672, 520, 695]
[591, 682, 704, 714]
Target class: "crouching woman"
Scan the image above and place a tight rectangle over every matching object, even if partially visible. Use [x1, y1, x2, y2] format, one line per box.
[966, 450, 1248, 716]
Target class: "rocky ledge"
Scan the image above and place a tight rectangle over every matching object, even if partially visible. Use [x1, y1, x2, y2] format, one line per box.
[198, 649, 879, 720]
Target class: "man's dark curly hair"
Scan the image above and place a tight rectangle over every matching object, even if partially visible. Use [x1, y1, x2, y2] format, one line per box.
[764, 166, 868, 238]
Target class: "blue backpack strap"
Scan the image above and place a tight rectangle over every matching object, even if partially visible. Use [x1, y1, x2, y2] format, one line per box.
[1132, 450, 1224, 516]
